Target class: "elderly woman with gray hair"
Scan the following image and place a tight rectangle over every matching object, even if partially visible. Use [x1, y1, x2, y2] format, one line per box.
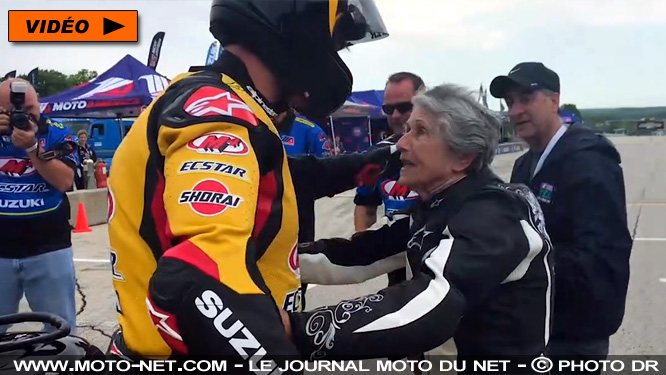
[285, 83, 555, 366]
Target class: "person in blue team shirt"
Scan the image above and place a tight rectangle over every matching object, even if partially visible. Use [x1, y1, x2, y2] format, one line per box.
[353, 72, 424, 287]
[0, 79, 78, 334]
[275, 108, 332, 158]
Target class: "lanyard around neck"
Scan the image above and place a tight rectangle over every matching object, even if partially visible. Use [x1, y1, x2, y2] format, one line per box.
[532, 124, 567, 179]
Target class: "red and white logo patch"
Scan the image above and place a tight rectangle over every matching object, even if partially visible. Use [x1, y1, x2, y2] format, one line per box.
[381, 180, 419, 200]
[0, 158, 36, 177]
[183, 86, 258, 126]
[187, 132, 249, 156]
[179, 179, 243, 216]
[288, 243, 300, 279]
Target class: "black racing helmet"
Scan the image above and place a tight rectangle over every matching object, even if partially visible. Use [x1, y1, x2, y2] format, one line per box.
[209, 0, 389, 119]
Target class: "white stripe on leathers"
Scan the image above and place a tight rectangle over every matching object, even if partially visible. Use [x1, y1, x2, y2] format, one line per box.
[352, 227, 454, 333]
[299, 214, 409, 285]
[501, 220, 551, 347]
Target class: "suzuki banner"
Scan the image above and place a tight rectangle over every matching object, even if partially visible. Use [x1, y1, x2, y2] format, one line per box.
[147, 31, 165, 70]
[205, 41, 219, 65]
[2, 71, 16, 81]
[27, 67, 38, 86]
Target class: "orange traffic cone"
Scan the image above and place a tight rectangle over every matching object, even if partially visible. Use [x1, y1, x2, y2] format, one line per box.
[73, 202, 92, 233]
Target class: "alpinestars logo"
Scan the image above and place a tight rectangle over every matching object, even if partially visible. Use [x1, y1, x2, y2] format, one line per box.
[183, 86, 258, 126]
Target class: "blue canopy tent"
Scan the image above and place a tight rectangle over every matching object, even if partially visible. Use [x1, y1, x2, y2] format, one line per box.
[40, 54, 170, 170]
[346, 90, 392, 147]
[40, 54, 170, 118]
[348, 90, 384, 114]
[327, 100, 378, 153]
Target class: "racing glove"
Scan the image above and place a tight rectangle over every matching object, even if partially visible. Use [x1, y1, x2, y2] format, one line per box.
[288, 144, 401, 200]
[355, 144, 401, 187]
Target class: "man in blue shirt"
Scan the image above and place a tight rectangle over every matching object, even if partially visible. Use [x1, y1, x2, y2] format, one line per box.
[0, 79, 78, 334]
[275, 109, 332, 158]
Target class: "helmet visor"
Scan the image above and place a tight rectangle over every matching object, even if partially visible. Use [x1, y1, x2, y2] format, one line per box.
[331, 0, 389, 51]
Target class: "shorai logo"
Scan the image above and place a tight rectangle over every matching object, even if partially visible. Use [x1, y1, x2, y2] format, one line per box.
[178, 179, 243, 216]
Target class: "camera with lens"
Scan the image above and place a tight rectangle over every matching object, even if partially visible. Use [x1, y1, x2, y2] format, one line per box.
[8, 81, 32, 131]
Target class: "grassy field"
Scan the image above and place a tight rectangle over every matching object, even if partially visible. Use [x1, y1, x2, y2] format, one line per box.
[580, 106, 666, 122]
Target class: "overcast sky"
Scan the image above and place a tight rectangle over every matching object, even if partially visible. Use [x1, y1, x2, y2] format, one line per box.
[2, 0, 665, 110]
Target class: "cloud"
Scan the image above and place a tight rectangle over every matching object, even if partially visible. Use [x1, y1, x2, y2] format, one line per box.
[374, 0, 516, 50]
[551, 0, 666, 26]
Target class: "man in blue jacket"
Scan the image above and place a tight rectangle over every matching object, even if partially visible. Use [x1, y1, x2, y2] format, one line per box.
[490, 62, 632, 367]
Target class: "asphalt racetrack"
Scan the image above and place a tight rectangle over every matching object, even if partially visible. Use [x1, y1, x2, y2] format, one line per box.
[11, 135, 666, 363]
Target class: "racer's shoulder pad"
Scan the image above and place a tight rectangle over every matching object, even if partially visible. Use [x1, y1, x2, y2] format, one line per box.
[155, 71, 260, 130]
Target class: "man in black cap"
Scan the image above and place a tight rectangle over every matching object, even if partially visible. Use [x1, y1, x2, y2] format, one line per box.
[490, 62, 633, 368]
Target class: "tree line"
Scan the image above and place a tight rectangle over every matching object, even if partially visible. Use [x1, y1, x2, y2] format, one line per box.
[3, 69, 98, 98]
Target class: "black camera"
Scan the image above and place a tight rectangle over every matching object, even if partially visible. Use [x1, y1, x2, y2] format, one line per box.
[8, 81, 32, 131]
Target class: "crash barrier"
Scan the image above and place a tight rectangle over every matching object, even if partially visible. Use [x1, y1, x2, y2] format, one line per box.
[65, 142, 526, 229]
[495, 141, 526, 155]
[66, 188, 108, 228]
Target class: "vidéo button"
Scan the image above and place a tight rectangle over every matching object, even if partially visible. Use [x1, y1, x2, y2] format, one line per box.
[8, 10, 138, 42]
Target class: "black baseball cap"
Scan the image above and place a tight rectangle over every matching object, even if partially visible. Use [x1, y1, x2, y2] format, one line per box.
[489, 62, 560, 99]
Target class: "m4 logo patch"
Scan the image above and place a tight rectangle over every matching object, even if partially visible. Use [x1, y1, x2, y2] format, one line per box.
[187, 133, 249, 156]
[0, 158, 35, 177]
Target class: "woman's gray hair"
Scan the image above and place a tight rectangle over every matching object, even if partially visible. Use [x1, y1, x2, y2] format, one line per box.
[412, 83, 502, 173]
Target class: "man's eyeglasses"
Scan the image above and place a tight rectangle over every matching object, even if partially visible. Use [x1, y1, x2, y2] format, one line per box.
[382, 102, 413, 115]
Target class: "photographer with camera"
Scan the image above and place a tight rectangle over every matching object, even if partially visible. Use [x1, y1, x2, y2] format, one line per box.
[0, 78, 78, 334]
